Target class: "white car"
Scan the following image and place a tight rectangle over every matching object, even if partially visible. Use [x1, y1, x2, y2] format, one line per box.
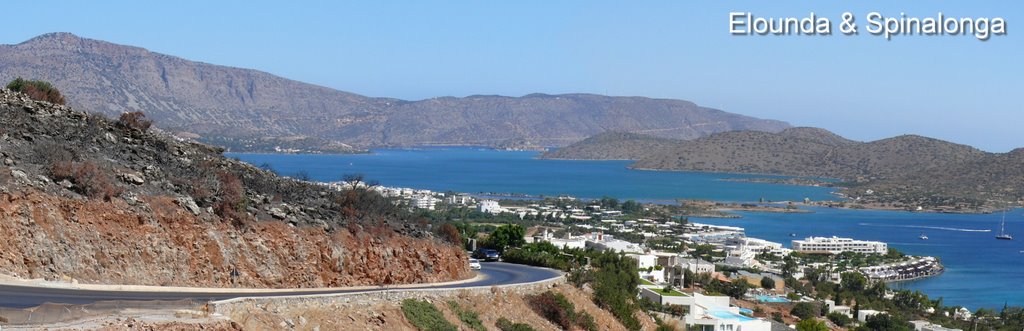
[468, 258, 482, 270]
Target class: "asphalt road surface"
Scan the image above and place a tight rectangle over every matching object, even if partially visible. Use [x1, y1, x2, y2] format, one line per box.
[0, 262, 560, 309]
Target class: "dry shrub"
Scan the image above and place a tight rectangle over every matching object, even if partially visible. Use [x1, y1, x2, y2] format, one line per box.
[438, 223, 463, 245]
[50, 159, 122, 201]
[118, 111, 153, 132]
[214, 171, 247, 226]
[6, 77, 66, 105]
[0, 166, 12, 185]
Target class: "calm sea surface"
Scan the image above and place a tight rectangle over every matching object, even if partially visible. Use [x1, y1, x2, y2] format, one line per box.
[231, 147, 1022, 309]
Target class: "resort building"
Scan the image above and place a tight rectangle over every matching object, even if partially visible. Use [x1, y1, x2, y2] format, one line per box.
[409, 195, 440, 210]
[791, 236, 888, 254]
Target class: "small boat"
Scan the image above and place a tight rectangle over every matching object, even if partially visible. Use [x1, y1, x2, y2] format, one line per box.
[997, 211, 1013, 240]
[789, 233, 797, 237]
[919, 234, 928, 240]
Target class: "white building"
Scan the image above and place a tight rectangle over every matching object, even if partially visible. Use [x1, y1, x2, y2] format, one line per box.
[792, 236, 888, 254]
[530, 229, 586, 250]
[911, 320, 963, 331]
[410, 195, 440, 210]
[477, 200, 502, 214]
[679, 258, 716, 274]
[583, 232, 644, 254]
[445, 194, 474, 205]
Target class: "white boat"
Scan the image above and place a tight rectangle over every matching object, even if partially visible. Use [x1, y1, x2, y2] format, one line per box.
[919, 234, 928, 240]
[996, 210, 1013, 240]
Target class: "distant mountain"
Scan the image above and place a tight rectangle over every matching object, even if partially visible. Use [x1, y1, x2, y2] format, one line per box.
[0, 33, 791, 152]
[543, 128, 1021, 209]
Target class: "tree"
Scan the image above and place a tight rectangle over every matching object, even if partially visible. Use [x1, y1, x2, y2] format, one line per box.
[487, 224, 526, 252]
[840, 272, 867, 293]
[857, 313, 912, 331]
[760, 276, 776, 290]
[796, 319, 829, 331]
[827, 312, 852, 327]
[438, 223, 463, 245]
[791, 302, 821, 320]
[118, 111, 153, 132]
[6, 77, 65, 104]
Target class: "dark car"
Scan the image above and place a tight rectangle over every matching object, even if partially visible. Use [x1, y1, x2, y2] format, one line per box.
[472, 248, 500, 261]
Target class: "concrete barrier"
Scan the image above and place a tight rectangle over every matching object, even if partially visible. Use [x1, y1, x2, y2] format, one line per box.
[210, 275, 565, 315]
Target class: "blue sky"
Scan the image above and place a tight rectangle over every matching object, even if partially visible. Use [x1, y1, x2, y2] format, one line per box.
[3, 1, 1021, 151]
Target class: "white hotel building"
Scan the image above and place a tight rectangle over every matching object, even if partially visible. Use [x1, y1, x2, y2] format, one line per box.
[792, 236, 888, 254]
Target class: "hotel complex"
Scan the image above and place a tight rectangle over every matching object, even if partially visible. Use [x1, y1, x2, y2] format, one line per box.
[791, 236, 888, 254]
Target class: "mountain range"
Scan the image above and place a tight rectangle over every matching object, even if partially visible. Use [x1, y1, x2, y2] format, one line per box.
[543, 129, 1024, 210]
[0, 33, 790, 152]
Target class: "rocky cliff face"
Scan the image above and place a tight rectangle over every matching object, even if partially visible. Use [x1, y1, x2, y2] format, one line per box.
[0, 89, 469, 287]
[0, 33, 790, 152]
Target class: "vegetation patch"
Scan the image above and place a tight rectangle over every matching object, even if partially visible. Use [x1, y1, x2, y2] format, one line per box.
[401, 299, 457, 331]
[496, 317, 535, 331]
[447, 301, 486, 331]
[6, 77, 65, 104]
[527, 291, 597, 331]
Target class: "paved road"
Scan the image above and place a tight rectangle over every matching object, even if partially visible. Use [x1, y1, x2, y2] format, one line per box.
[0, 262, 560, 309]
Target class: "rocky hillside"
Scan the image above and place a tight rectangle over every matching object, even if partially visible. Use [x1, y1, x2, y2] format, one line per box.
[543, 128, 1022, 209]
[542, 131, 679, 160]
[0, 88, 469, 287]
[0, 33, 790, 152]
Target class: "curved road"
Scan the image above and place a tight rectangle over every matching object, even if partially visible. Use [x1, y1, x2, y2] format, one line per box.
[0, 262, 560, 309]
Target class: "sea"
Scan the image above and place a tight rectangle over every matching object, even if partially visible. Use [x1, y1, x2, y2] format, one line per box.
[231, 147, 1023, 310]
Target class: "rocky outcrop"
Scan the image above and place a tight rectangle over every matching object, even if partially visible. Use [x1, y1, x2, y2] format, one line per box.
[0, 88, 469, 288]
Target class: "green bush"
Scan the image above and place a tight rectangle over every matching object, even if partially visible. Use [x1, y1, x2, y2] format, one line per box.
[827, 312, 852, 327]
[791, 302, 822, 320]
[447, 301, 486, 331]
[401, 299, 457, 331]
[6, 77, 65, 105]
[502, 242, 571, 270]
[796, 318, 829, 331]
[496, 317, 536, 331]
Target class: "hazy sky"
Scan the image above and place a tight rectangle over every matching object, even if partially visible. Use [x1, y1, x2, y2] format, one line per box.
[4, 1, 1021, 151]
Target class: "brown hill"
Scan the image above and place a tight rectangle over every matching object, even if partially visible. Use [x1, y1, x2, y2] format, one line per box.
[543, 128, 1020, 209]
[0, 33, 790, 152]
[0, 88, 468, 287]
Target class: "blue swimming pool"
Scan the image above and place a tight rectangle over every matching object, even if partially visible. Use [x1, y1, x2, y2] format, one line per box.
[709, 310, 757, 322]
[755, 295, 790, 303]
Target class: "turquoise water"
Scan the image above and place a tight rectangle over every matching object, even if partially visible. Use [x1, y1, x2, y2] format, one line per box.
[755, 295, 790, 303]
[230, 147, 835, 202]
[694, 208, 1024, 310]
[231, 147, 1022, 310]
[709, 310, 758, 322]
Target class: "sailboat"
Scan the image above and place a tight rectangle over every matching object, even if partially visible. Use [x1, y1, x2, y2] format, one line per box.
[996, 210, 1013, 240]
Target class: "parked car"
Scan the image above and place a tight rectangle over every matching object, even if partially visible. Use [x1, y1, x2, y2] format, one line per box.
[472, 248, 500, 261]
[468, 258, 482, 270]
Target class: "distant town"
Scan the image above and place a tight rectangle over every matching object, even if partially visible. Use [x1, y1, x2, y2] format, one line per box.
[321, 179, 962, 331]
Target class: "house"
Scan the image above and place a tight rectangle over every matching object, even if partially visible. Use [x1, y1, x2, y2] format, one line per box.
[478, 200, 502, 214]
[679, 258, 716, 274]
[858, 309, 884, 322]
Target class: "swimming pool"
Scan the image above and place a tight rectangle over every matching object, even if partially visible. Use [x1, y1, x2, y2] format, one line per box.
[708, 310, 758, 322]
[755, 295, 790, 303]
